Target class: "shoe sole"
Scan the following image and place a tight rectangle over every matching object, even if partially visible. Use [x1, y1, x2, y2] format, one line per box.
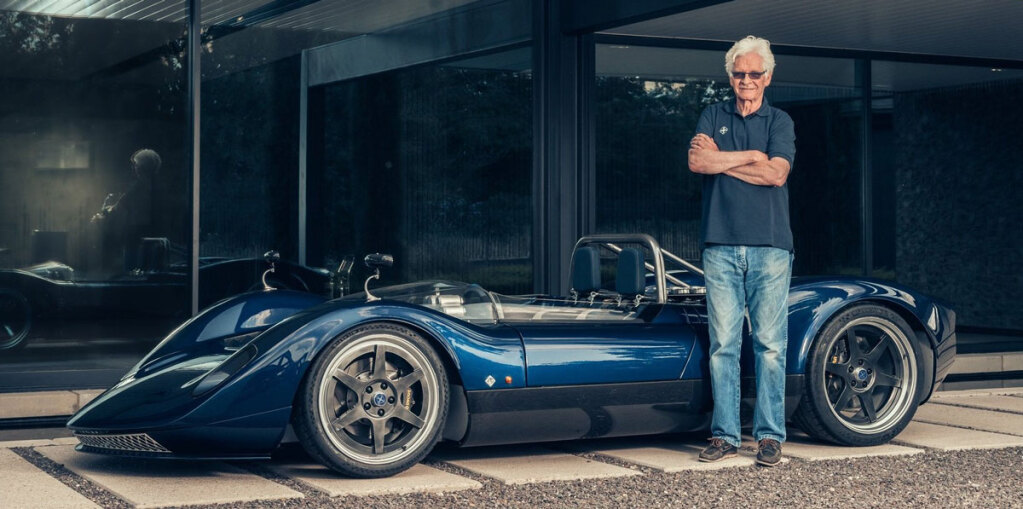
[755, 457, 781, 467]
[698, 451, 738, 463]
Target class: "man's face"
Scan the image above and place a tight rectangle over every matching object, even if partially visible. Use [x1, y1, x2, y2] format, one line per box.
[729, 52, 772, 102]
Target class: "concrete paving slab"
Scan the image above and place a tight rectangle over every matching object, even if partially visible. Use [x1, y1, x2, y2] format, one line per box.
[572, 437, 755, 472]
[0, 439, 61, 449]
[927, 395, 1023, 414]
[914, 403, 1023, 436]
[433, 445, 640, 484]
[948, 354, 1002, 374]
[933, 387, 1023, 398]
[783, 435, 923, 461]
[0, 391, 78, 419]
[269, 461, 480, 496]
[51, 437, 80, 445]
[1003, 353, 1023, 372]
[36, 445, 303, 508]
[0, 448, 99, 509]
[73, 390, 105, 410]
[940, 380, 1003, 392]
[894, 421, 1023, 451]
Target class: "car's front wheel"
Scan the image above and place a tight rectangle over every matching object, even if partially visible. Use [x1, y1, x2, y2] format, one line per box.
[793, 304, 923, 446]
[294, 323, 448, 477]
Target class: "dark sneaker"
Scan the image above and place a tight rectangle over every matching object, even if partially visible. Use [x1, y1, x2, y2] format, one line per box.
[699, 438, 738, 463]
[756, 438, 782, 467]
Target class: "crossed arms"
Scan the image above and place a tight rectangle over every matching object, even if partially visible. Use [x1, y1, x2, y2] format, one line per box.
[687, 133, 790, 187]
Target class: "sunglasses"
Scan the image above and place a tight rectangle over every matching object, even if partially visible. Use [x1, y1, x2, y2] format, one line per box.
[731, 71, 765, 80]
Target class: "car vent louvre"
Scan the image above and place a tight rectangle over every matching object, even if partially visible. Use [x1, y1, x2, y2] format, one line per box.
[74, 432, 171, 453]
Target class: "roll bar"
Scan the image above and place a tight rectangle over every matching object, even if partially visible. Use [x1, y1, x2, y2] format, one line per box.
[571, 234, 704, 304]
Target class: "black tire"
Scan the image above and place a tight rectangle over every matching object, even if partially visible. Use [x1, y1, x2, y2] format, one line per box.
[293, 323, 448, 477]
[793, 304, 924, 446]
[0, 289, 31, 352]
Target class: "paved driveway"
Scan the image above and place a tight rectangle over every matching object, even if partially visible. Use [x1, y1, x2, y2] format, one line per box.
[3, 388, 1022, 508]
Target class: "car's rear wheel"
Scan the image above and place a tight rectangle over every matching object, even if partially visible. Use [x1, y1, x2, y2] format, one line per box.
[793, 304, 923, 446]
[0, 289, 31, 352]
[294, 323, 448, 477]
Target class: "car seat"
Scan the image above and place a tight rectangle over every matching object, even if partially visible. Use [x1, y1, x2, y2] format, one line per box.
[615, 247, 646, 308]
[570, 246, 601, 304]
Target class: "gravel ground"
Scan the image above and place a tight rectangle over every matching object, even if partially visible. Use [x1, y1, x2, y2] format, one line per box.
[14, 445, 1023, 509]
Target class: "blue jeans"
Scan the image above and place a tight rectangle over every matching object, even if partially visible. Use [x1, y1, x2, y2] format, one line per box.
[703, 245, 793, 447]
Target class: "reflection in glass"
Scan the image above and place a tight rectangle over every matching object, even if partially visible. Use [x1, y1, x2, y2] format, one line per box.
[311, 49, 533, 294]
[0, 5, 190, 386]
[872, 61, 1023, 329]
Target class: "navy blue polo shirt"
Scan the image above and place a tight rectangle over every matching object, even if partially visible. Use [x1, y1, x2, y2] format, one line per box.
[694, 99, 796, 252]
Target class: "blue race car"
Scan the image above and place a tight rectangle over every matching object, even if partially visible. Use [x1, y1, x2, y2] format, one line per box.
[67, 234, 957, 478]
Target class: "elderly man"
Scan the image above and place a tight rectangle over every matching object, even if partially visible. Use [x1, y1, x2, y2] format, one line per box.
[688, 35, 796, 467]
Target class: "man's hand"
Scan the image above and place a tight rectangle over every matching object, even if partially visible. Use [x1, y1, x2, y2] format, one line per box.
[688, 135, 767, 176]
[724, 157, 791, 187]
[690, 133, 719, 152]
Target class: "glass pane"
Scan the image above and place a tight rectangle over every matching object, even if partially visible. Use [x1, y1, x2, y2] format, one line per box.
[310, 48, 533, 294]
[872, 61, 1023, 330]
[595, 45, 861, 275]
[200, 0, 530, 297]
[198, 2, 356, 271]
[0, 5, 190, 390]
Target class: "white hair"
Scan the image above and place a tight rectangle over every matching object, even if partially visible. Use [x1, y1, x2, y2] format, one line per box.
[724, 35, 776, 76]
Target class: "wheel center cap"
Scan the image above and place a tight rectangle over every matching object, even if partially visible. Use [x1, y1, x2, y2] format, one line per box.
[371, 392, 388, 407]
[853, 367, 869, 381]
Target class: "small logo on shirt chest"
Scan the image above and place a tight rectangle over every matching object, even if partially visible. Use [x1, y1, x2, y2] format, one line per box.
[719, 126, 728, 135]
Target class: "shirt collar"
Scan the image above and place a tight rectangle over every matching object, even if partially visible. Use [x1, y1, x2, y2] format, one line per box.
[725, 98, 771, 118]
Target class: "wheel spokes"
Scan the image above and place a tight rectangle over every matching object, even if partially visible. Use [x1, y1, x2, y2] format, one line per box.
[845, 328, 863, 359]
[332, 369, 363, 391]
[866, 335, 893, 364]
[331, 409, 363, 430]
[371, 344, 389, 379]
[392, 406, 426, 429]
[873, 367, 901, 387]
[833, 384, 855, 412]
[825, 361, 847, 376]
[391, 369, 424, 394]
[858, 392, 878, 422]
[370, 417, 388, 454]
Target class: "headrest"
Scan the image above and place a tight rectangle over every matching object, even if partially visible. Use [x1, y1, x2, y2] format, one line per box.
[616, 247, 645, 296]
[571, 246, 601, 294]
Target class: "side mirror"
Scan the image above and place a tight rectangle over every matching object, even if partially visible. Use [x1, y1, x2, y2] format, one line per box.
[362, 253, 393, 302]
[363, 253, 393, 270]
[262, 250, 280, 291]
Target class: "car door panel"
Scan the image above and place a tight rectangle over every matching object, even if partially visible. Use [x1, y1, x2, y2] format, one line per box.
[512, 306, 697, 386]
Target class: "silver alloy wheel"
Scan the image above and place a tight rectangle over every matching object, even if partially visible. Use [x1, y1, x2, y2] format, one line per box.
[822, 316, 917, 434]
[316, 333, 441, 465]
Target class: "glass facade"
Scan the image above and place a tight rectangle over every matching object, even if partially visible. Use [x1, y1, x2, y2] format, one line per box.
[594, 45, 862, 276]
[0, 1, 1020, 398]
[197, 3, 352, 303]
[0, 0, 531, 392]
[0, 5, 190, 389]
[871, 62, 1023, 330]
[309, 48, 533, 294]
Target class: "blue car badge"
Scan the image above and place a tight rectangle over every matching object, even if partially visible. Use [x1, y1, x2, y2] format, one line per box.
[372, 393, 388, 407]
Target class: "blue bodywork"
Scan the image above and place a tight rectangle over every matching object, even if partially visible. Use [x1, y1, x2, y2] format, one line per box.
[68, 269, 956, 458]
